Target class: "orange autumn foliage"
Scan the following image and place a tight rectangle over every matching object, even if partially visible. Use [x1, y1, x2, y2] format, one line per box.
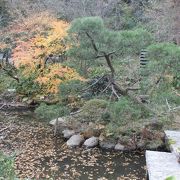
[12, 12, 69, 66]
[1, 12, 83, 95]
[35, 64, 84, 94]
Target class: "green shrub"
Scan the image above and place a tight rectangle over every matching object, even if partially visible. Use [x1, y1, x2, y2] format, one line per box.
[35, 103, 70, 120]
[0, 151, 15, 179]
[77, 99, 109, 123]
[59, 80, 85, 110]
[0, 73, 13, 93]
[109, 97, 148, 125]
[11, 65, 42, 97]
[59, 80, 85, 98]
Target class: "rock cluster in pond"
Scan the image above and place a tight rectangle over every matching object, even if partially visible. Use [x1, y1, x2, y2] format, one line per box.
[49, 117, 166, 151]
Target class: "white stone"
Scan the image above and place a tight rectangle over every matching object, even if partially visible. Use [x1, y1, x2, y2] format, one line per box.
[146, 151, 180, 180]
[83, 136, 99, 148]
[67, 134, 84, 147]
[62, 129, 75, 139]
[7, 89, 16, 93]
[114, 143, 125, 151]
[165, 130, 180, 161]
[49, 117, 67, 126]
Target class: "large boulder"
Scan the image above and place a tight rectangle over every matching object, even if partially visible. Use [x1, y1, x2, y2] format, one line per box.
[62, 129, 75, 139]
[83, 136, 99, 148]
[67, 134, 84, 147]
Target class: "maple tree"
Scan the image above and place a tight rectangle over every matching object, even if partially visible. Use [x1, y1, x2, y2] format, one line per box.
[0, 12, 83, 96]
[11, 12, 69, 66]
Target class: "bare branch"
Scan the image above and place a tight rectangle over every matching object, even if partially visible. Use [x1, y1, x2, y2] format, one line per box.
[86, 32, 99, 53]
[111, 85, 120, 99]
[166, 98, 171, 111]
[82, 75, 106, 91]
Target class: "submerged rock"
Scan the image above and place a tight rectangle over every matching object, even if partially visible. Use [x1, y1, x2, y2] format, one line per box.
[114, 143, 125, 151]
[62, 129, 75, 139]
[67, 134, 84, 147]
[83, 136, 99, 148]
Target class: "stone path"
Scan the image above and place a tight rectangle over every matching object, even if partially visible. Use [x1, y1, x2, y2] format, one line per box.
[165, 130, 180, 161]
[146, 130, 180, 180]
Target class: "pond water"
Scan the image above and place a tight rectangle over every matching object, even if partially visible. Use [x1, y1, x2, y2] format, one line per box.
[0, 111, 146, 180]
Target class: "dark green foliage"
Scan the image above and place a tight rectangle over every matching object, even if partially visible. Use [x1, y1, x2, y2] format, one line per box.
[68, 16, 153, 58]
[141, 43, 180, 112]
[59, 80, 85, 110]
[13, 74, 41, 97]
[35, 103, 70, 120]
[59, 80, 85, 98]
[67, 17, 153, 77]
[77, 99, 109, 123]
[109, 97, 148, 125]
[0, 72, 13, 93]
[173, 74, 180, 89]
[147, 43, 180, 76]
[0, 151, 15, 179]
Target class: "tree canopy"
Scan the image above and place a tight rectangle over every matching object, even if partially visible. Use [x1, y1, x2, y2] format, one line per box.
[68, 16, 153, 78]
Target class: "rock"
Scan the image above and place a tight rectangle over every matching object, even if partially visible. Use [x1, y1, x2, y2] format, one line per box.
[114, 143, 125, 151]
[62, 129, 75, 139]
[7, 88, 16, 93]
[83, 136, 99, 148]
[99, 140, 116, 150]
[0, 136, 4, 140]
[49, 117, 67, 126]
[83, 128, 100, 139]
[99, 133, 105, 141]
[67, 134, 84, 147]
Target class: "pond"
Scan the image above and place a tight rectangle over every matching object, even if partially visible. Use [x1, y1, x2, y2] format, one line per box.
[0, 111, 146, 180]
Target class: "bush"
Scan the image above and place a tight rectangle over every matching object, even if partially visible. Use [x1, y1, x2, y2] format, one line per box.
[109, 97, 148, 125]
[59, 80, 85, 110]
[59, 80, 85, 98]
[77, 99, 109, 123]
[35, 103, 70, 120]
[0, 151, 15, 179]
[0, 73, 13, 93]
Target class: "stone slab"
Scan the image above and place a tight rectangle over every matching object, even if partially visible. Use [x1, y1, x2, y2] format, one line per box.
[146, 151, 180, 180]
[165, 130, 180, 160]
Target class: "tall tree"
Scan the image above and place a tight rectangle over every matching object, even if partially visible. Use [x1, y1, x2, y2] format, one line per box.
[68, 17, 155, 113]
[68, 17, 152, 80]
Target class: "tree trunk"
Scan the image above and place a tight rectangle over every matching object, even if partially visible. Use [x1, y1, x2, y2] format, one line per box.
[105, 54, 115, 80]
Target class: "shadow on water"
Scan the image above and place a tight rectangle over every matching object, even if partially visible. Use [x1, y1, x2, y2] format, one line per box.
[0, 111, 146, 180]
